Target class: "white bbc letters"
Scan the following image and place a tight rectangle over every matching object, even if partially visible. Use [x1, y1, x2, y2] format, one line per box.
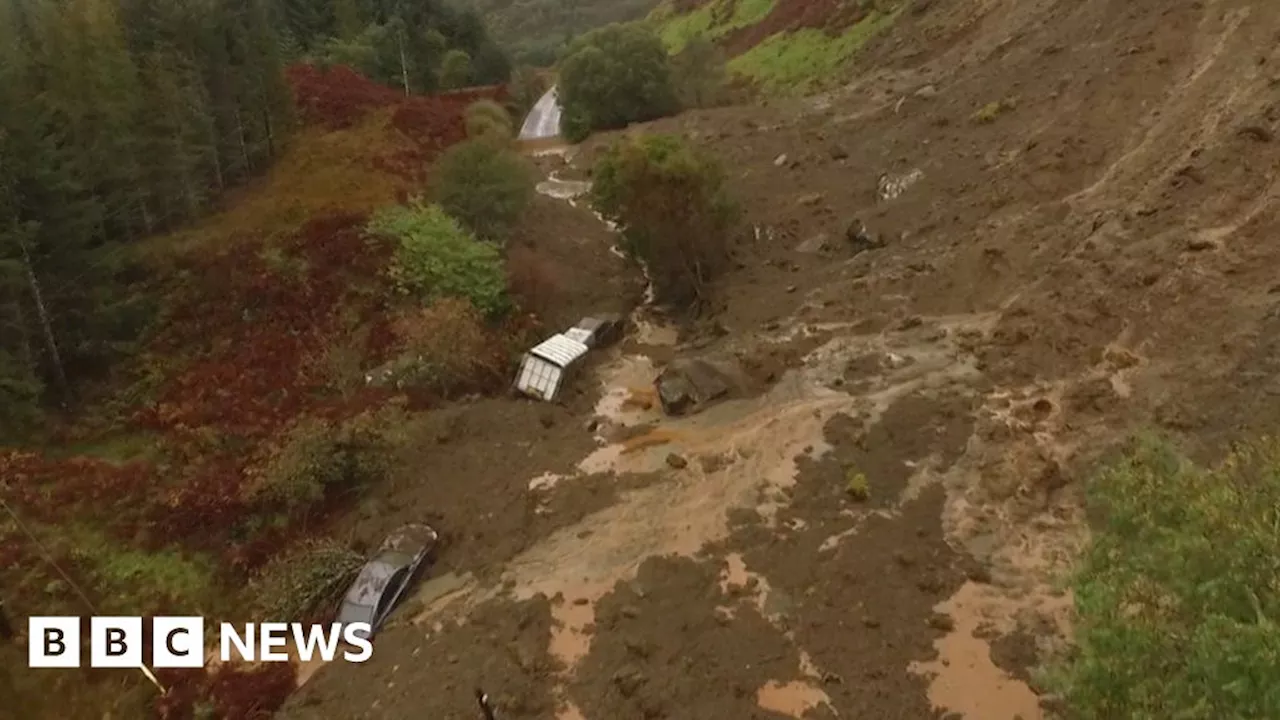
[28, 617, 81, 668]
[90, 616, 142, 668]
[152, 617, 205, 668]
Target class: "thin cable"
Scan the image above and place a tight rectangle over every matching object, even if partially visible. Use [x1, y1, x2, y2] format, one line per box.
[0, 493, 166, 693]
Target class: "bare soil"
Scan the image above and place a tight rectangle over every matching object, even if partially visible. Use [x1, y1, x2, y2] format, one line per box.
[283, 0, 1280, 718]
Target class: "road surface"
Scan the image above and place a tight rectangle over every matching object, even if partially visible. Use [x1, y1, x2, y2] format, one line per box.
[519, 86, 561, 140]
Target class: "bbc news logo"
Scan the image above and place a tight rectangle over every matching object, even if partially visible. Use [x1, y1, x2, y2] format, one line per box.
[28, 617, 373, 668]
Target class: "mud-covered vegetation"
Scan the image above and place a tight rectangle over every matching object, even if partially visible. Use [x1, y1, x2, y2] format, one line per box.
[1054, 436, 1280, 719]
[591, 134, 738, 308]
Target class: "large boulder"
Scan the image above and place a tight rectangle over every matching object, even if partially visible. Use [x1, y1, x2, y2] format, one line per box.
[655, 357, 747, 416]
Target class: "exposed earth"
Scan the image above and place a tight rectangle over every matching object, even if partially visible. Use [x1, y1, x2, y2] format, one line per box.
[280, 0, 1280, 717]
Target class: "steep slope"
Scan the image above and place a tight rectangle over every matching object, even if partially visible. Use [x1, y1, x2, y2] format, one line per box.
[652, 0, 900, 90]
[281, 0, 1280, 718]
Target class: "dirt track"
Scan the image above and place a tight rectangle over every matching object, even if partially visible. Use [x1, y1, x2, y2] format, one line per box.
[281, 0, 1280, 717]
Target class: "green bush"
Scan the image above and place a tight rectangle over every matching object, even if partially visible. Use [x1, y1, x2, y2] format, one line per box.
[671, 38, 730, 109]
[463, 99, 515, 142]
[244, 407, 404, 515]
[558, 23, 680, 143]
[249, 538, 364, 621]
[431, 139, 534, 242]
[1052, 435, 1280, 719]
[438, 49, 473, 90]
[591, 133, 737, 308]
[366, 199, 509, 316]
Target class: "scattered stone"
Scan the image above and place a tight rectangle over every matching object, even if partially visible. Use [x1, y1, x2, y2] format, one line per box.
[845, 218, 886, 254]
[862, 616, 882, 629]
[1186, 235, 1220, 252]
[655, 357, 747, 416]
[798, 192, 825, 206]
[585, 417, 601, 433]
[795, 233, 833, 253]
[1238, 124, 1275, 142]
[573, 597, 590, 606]
[666, 452, 688, 469]
[915, 84, 939, 98]
[898, 315, 924, 330]
[774, 153, 789, 166]
[539, 412, 555, 428]
[829, 144, 849, 160]
[928, 613, 956, 632]
[786, 285, 798, 294]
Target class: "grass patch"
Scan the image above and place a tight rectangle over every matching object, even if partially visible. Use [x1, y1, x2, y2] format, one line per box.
[844, 466, 870, 501]
[61, 526, 217, 614]
[1050, 434, 1280, 718]
[971, 97, 1017, 124]
[45, 431, 164, 465]
[656, 0, 777, 54]
[727, 10, 898, 91]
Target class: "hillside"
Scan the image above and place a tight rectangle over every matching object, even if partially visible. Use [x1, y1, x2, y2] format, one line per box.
[5, 0, 1280, 717]
[652, 0, 900, 90]
[280, 0, 1280, 718]
[465, 0, 663, 65]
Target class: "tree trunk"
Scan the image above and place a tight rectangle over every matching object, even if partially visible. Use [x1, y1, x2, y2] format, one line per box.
[398, 32, 410, 96]
[18, 239, 68, 407]
[235, 109, 251, 175]
[262, 107, 275, 159]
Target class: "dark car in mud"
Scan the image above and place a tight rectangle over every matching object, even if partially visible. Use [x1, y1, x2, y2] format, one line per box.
[337, 523, 440, 640]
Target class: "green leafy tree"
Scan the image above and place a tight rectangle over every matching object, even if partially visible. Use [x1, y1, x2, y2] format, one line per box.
[1053, 435, 1280, 719]
[505, 64, 547, 120]
[558, 22, 679, 143]
[590, 134, 736, 308]
[671, 37, 729, 109]
[438, 48, 473, 89]
[463, 99, 515, 142]
[431, 139, 534, 242]
[366, 200, 509, 316]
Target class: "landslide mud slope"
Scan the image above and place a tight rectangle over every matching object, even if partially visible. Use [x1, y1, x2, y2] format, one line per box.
[282, 0, 1280, 718]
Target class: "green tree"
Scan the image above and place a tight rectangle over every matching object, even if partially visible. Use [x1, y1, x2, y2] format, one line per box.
[463, 99, 514, 142]
[505, 64, 547, 121]
[438, 48, 473, 89]
[431, 139, 534, 242]
[671, 37, 729, 109]
[590, 134, 736, 308]
[365, 200, 509, 316]
[558, 23, 678, 143]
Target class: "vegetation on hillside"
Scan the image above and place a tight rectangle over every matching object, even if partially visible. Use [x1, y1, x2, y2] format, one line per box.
[1052, 435, 1280, 719]
[461, 0, 662, 65]
[650, 0, 902, 91]
[285, 0, 511, 92]
[559, 23, 681, 142]
[591, 134, 737, 308]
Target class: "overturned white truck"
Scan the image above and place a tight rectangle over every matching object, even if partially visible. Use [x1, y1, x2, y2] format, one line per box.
[513, 314, 623, 402]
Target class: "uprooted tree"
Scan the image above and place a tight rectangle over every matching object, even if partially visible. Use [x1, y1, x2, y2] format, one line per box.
[557, 23, 680, 143]
[590, 133, 737, 309]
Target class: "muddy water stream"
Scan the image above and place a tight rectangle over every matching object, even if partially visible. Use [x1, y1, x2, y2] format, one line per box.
[400, 156, 1043, 719]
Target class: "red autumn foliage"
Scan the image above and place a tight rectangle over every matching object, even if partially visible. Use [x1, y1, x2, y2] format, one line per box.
[285, 64, 401, 129]
[136, 212, 391, 442]
[285, 62, 511, 182]
[155, 663, 296, 720]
